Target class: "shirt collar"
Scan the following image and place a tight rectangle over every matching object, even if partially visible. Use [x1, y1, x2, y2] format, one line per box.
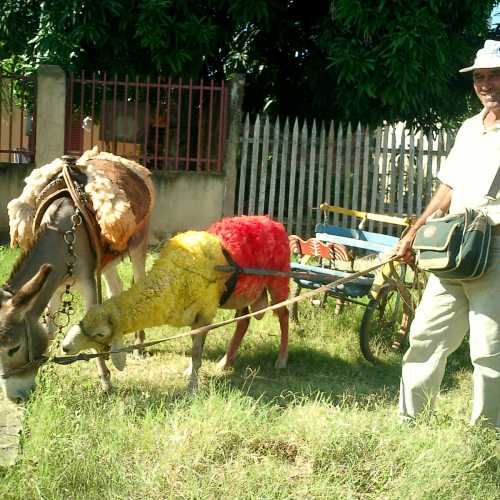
[480, 108, 500, 133]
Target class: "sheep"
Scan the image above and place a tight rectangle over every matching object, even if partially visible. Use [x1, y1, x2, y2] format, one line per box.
[62, 215, 290, 391]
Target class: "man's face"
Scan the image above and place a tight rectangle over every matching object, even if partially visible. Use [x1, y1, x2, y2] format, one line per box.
[473, 68, 500, 113]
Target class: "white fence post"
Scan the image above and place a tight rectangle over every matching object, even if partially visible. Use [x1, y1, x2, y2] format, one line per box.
[236, 114, 454, 237]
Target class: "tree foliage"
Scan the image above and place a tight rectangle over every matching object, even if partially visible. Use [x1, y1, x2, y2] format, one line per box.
[0, 0, 498, 127]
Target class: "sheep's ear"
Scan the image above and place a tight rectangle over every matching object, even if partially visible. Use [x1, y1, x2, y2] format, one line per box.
[110, 336, 127, 371]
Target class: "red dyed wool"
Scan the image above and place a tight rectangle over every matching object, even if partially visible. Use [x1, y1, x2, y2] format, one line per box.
[207, 215, 290, 304]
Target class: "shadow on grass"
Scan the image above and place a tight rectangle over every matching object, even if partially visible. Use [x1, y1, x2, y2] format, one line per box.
[106, 346, 401, 414]
[214, 346, 401, 405]
[108, 333, 474, 418]
[205, 334, 473, 399]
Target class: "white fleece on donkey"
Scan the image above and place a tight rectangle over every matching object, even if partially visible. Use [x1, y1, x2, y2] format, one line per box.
[7, 147, 152, 252]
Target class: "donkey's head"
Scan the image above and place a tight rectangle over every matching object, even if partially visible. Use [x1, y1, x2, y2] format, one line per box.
[0, 264, 52, 401]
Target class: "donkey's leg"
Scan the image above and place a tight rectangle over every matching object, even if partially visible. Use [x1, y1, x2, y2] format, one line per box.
[217, 307, 251, 370]
[102, 262, 123, 298]
[129, 229, 149, 351]
[79, 277, 112, 393]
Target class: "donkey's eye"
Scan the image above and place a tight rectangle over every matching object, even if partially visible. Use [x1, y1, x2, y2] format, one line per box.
[7, 345, 20, 357]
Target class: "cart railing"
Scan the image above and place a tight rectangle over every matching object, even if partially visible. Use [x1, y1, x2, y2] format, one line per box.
[319, 203, 415, 229]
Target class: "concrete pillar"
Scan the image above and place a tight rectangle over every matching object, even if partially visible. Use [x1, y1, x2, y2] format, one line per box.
[35, 65, 66, 167]
[222, 74, 246, 217]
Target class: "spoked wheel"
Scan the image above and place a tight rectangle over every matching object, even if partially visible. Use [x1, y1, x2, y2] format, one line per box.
[359, 285, 410, 363]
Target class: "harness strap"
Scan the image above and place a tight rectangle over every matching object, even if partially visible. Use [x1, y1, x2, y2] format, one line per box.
[0, 358, 48, 379]
[219, 247, 243, 306]
[30, 158, 105, 304]
[61, 160, 104, 304]
[486, 166, 500, 200]
[33, 182, 71, 231]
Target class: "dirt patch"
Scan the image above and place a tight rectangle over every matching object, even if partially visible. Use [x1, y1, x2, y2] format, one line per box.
[0, 394, 24, 466]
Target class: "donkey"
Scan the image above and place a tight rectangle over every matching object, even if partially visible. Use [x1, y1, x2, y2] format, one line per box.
[0, 152, 154, 401]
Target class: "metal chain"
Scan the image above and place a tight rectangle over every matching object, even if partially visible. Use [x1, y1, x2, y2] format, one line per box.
[50, 207, 83, 337]
[45, 159, 89, 337]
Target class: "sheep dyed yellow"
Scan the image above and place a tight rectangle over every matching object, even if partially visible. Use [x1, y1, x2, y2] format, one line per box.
[82, 231, 229, 336]
[62, 215, 291, 392]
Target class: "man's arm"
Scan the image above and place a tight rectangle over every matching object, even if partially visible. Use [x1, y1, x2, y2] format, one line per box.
[394, 183, 453, 261]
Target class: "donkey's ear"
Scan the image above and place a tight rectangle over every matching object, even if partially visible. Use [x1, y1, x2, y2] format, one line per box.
[10, 264, 53, 314]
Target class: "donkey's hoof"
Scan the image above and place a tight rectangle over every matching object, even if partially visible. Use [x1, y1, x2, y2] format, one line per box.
[187, 379, 199, 393]
[274, 356, 288, 370]
[101, 380, 113, 394]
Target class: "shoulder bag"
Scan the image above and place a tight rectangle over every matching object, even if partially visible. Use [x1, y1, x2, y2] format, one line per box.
[412, 208, 492, 280]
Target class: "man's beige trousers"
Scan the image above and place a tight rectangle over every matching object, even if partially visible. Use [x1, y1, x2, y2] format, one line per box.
[399, 236, 500, 427]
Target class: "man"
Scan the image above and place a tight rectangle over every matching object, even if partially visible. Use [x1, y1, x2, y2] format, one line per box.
[395, 40, 500, 427]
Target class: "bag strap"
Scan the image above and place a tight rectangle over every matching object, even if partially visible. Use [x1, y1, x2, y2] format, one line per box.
[486, 166, 500, 200]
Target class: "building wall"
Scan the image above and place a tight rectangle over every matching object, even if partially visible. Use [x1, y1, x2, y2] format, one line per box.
[0, 164, 32, 243]
[150, 172, 225, 243]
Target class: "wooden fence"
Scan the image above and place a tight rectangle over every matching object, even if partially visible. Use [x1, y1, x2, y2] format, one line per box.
[235, 114, 455, 237]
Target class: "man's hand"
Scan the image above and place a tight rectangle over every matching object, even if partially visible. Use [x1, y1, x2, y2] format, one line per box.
[394, 230, 416, 264]
[391, 184, 452, 264]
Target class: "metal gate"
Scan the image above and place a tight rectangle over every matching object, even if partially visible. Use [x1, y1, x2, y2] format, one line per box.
[0, 71, 36, 164]
[65, 72, 229, 173]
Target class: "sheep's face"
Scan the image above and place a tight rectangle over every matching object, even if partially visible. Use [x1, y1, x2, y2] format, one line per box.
[62, 320, 111, 354]
[62, 320, 127, 371]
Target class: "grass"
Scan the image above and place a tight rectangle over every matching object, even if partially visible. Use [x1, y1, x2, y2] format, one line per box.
[0, 246, 498, 499]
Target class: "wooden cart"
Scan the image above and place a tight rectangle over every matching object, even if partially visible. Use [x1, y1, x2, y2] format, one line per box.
[289, 204, 427, 363]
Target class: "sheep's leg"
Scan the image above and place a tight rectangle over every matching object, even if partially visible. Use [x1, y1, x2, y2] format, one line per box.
[268, 281, 290, 369]
[334, 298, 344, 316]
[187, 331, 208, 392]
[273, 306, 289, 369]
[79, 277, 112, 392]
[217, 308, 250, 371]
[129, 232, 149, 355]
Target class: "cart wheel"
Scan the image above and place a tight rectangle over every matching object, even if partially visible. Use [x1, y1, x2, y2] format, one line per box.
[359, 285, 407, 363]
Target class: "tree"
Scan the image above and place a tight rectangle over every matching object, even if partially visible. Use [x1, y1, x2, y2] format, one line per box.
[0, 0, 498, 127]
[317, 0, 498, 128]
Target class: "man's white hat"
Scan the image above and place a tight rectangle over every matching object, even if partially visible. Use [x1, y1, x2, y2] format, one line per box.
[459, 40, 500, 73]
